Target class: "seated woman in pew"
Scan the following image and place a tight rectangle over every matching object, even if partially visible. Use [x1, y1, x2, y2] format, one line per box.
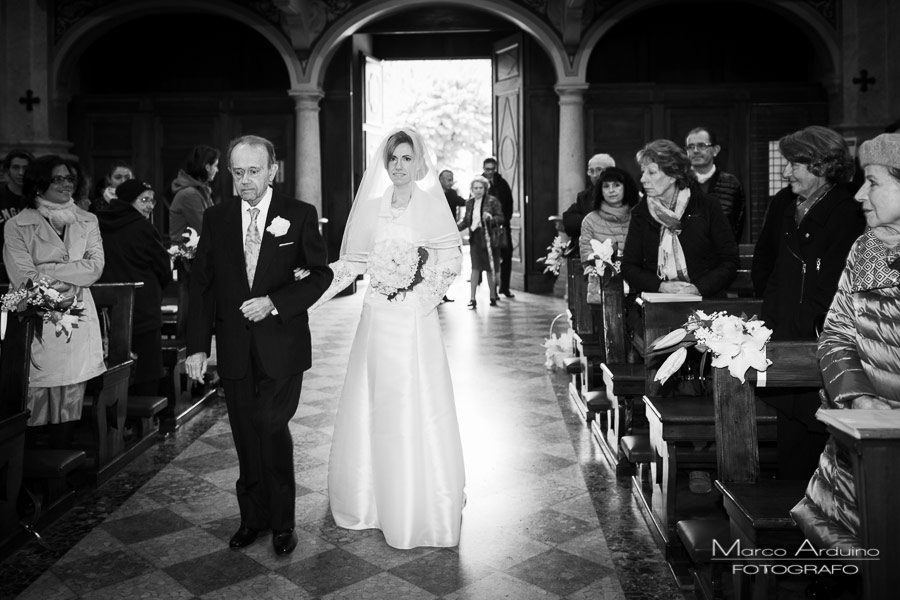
[579, 166, 638, 276]
[752, 126, 864, 479]
[96, 179, 172, 396]
[791, 133, 900, 550]
[621, 139, 739, 298]
[2, 155, 106, 448]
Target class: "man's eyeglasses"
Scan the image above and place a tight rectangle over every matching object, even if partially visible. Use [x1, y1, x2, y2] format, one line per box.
[685, 143, 715, 152]
[50, 175, 77, 186]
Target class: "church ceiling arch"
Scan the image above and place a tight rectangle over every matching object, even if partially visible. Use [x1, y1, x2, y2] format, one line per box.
[572, 0, 840, 84]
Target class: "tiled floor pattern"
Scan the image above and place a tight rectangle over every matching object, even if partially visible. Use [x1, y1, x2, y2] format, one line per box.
[2, 267, 684, 599]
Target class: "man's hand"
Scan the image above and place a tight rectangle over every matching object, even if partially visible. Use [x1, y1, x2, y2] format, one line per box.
[482, 212, 492, 222]
[241, 296, 276, 322]
[851, 395, 892, 410]
[659, 281, 701, 295]
[185, 352, 208, 382]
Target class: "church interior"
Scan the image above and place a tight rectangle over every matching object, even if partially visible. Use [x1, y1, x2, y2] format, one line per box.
[2, 0, 899, 598]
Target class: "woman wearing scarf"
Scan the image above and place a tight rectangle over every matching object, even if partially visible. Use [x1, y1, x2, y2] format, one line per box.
[791, 133, 900, 551]
[751, 126, 864, 479]
[621, 139, 738, 297]
[579, 166, 639, 272]
[3, 155, 106, 448]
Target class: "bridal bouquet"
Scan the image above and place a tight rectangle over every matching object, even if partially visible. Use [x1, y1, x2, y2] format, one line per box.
[168, 227, 200, 261]
[1, 278, 85, 343]
[369, 238, 428, 301]
[536, 234, 568, 276]
[648, 310, 772, 384]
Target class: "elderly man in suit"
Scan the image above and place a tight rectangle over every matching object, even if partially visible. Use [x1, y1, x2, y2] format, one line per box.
[185, 135, 333, 555]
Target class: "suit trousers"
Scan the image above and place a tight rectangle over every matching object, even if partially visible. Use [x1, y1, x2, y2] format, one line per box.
[221, 342, 304, 532]
[499, 226, 513, 292]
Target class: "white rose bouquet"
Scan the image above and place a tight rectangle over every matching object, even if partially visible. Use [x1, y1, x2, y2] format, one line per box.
[1, 278, 85, 344]
[368, 238, 429, 301]
[648, 309, 773, 385]
[536, 234, 568, 276]
[168, 227, 200, 261]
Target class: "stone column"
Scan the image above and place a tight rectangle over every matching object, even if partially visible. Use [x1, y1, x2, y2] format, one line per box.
[289, 87, 325, 214]
[555, 83, 588, 217]
[0, 1, 72, 157]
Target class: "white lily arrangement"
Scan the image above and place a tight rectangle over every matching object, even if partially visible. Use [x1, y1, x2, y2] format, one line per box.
[648, 310, 773, 384]
[586, 238, 622, 278]
[536, 234, 568, 276]
[168, 227, 200, 260]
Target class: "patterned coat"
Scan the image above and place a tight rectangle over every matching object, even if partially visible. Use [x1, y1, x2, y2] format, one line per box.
[791, 230, 900, 550]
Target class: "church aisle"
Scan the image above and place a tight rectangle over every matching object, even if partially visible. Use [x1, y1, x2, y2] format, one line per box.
[2, 274, 684, 599]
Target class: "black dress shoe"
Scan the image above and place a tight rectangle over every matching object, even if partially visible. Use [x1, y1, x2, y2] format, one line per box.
[272, 528, 298, 555]
[489, 298, 498, 306]
[467, 300, 477, 309]
[500, 290, 515, 298]
[229, 526, 261, 548]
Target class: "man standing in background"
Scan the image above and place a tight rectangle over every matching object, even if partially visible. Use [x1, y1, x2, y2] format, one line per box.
[685, 127, 745, 240]
[1, 149, 34, 283]
[561, 153, 616, 241]
[482, 157, 515, 298]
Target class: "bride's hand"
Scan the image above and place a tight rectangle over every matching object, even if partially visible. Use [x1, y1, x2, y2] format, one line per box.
[482, 212, 492, 222]
[294, 268, 310, 281]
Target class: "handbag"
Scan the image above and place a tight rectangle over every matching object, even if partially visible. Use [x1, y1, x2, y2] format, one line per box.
[490, 225, 508, 249]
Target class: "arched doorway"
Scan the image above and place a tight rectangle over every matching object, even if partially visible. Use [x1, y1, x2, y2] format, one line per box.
[66, 12, 295, 235]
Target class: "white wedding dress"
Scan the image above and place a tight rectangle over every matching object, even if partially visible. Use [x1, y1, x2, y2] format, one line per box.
[320, 206, 465, 549]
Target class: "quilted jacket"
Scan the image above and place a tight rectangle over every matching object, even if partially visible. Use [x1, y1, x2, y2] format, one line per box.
[791, 230, 900, 550]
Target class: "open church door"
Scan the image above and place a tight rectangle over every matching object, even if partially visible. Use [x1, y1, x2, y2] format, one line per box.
[492, 34, 525, 290]
[361, 54, 385, 173]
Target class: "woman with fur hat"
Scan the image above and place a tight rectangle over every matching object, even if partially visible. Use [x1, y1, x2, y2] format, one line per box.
[791, 133, 900, 551]
[96, 178, 172, 396]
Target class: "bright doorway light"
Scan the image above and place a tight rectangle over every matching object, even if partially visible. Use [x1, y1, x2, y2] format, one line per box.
[382, 59, 492, 194]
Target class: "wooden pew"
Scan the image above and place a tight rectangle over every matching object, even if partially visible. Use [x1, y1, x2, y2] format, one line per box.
[78, 282, 140, 484]
[1, 290, 86, 545]
[0, 313, 33, 553]
[681, 342, 820, 599]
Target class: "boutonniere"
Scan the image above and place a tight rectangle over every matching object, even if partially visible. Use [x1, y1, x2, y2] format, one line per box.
[266, 216, 290, 237]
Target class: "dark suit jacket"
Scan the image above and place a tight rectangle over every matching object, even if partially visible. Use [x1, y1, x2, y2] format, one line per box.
[187, 191, 333, 379]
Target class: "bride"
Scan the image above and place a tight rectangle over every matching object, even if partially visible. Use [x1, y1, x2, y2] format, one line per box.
[310, 127, 465, 549]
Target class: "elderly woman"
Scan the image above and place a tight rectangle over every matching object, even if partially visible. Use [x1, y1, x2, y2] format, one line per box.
[621, 139, 739, 297]
[579, 166, 638, 272]
[790, 133, 900, 550]
[751, 126, 865, 478]
[3, 155, 106, 448]
[458, 175, 505, 308]
[97, 179, 172, 396]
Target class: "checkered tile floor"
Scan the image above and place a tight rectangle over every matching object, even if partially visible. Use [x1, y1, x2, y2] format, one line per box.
[6, 266, 684, 599]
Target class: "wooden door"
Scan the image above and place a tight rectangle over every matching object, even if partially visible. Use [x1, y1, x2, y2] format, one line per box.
[493, 34, 525, 289]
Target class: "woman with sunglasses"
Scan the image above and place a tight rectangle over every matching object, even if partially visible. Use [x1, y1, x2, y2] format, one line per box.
[3, 155, 106, 449]
[96, 179, 172, 396]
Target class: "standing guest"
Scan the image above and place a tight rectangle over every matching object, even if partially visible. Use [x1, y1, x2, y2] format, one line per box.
[622, 139, 738, 297]
[169, 145, 220, 337]
[90, 160, 133, 213]
[439, 169, 466, 220]
[750, 125, 864, 479]
[482, 157, 515, 298]
[563, 153, 617, 241]
[791, 133, 900, 551]
[459, 175, 505, 308]
[685, 127, 745, 240]
[169, 145, 220, 241]
[579, 166, 638, 272]
[185, 135, 332, 555]
[1, 149, 34, 284]
[96, 179, 172, 396]
[65, 160, 93, 212]
[3, 155, 106, 448]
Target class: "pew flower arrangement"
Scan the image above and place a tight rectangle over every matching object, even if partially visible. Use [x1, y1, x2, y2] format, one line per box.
[585, 238, 622, 283]
[0, 278, 84, 343]
[368, 238, 428, 301]
[167, 226, 200, 261]
[542, 313, 575, 371]
[536, 234, 568, 276]
[648, 310, 773, 384]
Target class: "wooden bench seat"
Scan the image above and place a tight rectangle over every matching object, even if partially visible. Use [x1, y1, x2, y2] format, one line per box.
[126, 395, 167, 443]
